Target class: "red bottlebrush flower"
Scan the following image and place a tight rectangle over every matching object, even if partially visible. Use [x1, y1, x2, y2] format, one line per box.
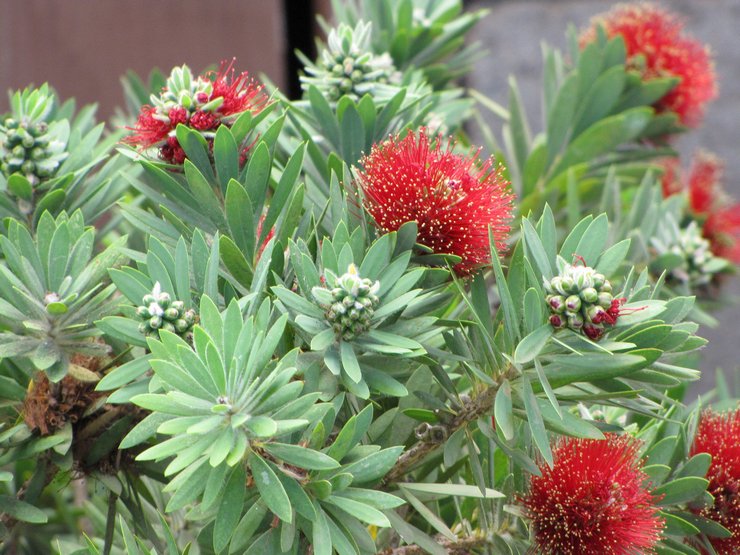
[689, 409, 740, 555]
[660, 151, 740, 264]
[209, 58, 269, 117]
[704, 207, 740, 264]
[356, 129, 513, 275]
[687, 151, 723, 215]
[521, 435, 664, 555]
[190, 110, 218, 131]
[124, 59, 269, 165]
[581, 3, 717, 127]
[659, 156, 683, 198]
[125, 105, 171, 149]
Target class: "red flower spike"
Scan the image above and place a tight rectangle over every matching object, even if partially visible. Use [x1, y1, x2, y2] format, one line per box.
[687, 151, 723, 215]
[661, 151, 740, 264]
[124, 59, 269, 166]
[581, 3, 717, 128]
[690, 409, 740, 554]
[209, 58, 269, 118]
[521, 435, 664, 555]
[124, 105, 171, 149]
[659, 156, 683, 198]
[356, 129, 513, 275]
[704, 207, 740, 264]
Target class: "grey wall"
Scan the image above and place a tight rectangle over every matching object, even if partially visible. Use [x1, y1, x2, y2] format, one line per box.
[468, 0, 740, 392]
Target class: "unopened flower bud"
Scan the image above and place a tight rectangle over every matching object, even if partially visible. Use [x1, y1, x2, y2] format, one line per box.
[565, 295, 582, 312]
[583, 323, 604, 341]
[568, 313, 584, 330]
[580, 287, 598, 303]
[598, 292, 614, 309]
[587, 305, 607, 324]
[549, 314, 566, 329]
[149, 315, 163, 329]
[164, 307, 179, 320]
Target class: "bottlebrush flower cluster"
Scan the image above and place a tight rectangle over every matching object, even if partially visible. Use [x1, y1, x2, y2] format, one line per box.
[544, 259, 622, 340]
[356, 129, 513, 275]
[521, 435, 664, 555]
[136, 282, 196, 339]
[662, 152, 740, 264]
[300, 21, 400, 102]
[318, 264, 380, 341]
[0, 85, 67, 188]
[690, 409, 740, 555]
[580, 2, 717, 127]
[125, 59, 268, 164]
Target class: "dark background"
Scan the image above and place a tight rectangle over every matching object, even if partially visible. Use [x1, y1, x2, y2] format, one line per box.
[2, 0, 736, 392]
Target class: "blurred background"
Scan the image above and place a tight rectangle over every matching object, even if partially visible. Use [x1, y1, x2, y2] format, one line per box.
[1, 0, 737, 392]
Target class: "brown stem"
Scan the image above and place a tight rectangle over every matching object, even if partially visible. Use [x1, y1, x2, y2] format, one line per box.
[382, 385, 498, 486]
[376, 534, 488, 554]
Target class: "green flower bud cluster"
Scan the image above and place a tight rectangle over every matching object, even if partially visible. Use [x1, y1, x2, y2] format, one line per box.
[301, 22, 399, 102]
[323, 264, 380, 341]
[136, 283, 197, 338]
[150, 65, 223, 121]
[665, 221, 727, 287]
[0, 117, 66, 186]
[543, 261, 617, 340]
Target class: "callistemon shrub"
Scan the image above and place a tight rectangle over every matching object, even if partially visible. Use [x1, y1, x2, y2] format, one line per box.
[2, 1, 739, 554]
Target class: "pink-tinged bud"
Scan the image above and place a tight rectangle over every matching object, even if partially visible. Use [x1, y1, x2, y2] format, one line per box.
[196, 92, 209, 104]
[587, 305, 607, 324]
[549, 314, 565, 329]
[547, 295, 566, 313]
[565, 295, 581, 312]
[567, 313, 584, 330]
[583, 323, 604, 341]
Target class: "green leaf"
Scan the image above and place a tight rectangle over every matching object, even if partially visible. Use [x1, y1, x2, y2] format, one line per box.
[521, 373, 552, 466]
[653, 477, 710, 506]
[0, 496, 47, 523]
[494, 380, 514, 441]
[262, 443, 339, 471]
[341, 447, 404, 484]
[398, 482, 504, 499]
[245, 415, 278, 438]
[340, 341, 362, 384]
[514, 324, 552, 364]
[249, 453, 292, 522]
[551, 107, 652, 176]
[522, 218, 553, 280]
[214, 465, 246, 553]
[326, 495, 390, 527]
[214, 125, 239, 191]
[8, 174, 33, 200]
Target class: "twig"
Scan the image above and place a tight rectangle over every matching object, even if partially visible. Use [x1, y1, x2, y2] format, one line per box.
[381, 384, 498, 486]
